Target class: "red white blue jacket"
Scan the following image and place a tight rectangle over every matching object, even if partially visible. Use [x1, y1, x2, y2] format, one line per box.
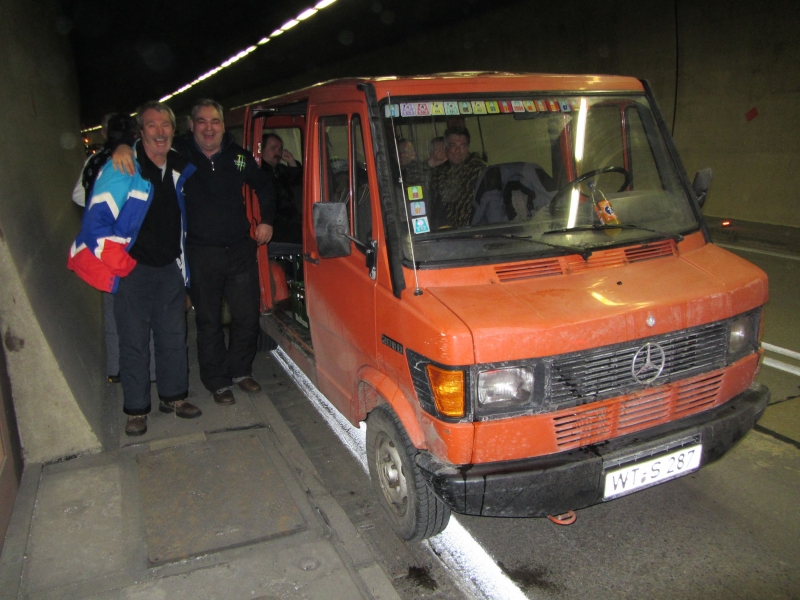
[67, 146, 196, 292]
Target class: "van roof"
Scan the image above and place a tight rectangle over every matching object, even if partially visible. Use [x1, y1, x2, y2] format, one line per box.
[242, 72, 646, 110]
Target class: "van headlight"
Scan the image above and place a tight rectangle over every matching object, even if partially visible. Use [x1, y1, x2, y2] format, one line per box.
[477, 367, 534, 408]
[727, 310, 760, 362]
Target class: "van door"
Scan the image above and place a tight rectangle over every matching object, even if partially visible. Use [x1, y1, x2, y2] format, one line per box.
[305, 106, 378, 420]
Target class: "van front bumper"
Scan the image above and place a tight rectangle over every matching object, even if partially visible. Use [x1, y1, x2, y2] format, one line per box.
[415, 383, 769, 517]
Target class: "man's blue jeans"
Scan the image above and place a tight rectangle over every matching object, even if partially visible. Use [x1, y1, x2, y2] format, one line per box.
[114, 262, 188, 415]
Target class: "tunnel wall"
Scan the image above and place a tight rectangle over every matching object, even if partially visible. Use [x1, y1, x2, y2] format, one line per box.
[226, 0, 799, 228]
[0, 0, 103, 463]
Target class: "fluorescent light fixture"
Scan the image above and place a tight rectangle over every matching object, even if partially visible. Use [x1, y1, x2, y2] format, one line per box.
[98, 0, 341, 128]
[297, 8, 318, 19]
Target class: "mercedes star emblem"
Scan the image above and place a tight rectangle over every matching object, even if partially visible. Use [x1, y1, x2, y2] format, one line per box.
[631, 342, 666, 384]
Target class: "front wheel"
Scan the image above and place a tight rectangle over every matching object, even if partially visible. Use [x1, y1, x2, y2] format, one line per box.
[366, 405, 451, 541]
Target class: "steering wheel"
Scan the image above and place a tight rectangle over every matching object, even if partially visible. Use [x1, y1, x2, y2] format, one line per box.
[549, 166, 631, 216]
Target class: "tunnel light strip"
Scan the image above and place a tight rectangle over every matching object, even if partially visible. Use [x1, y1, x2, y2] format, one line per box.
[82, 0, 340, 132]
[763, 357, 800, 377]
[762, 342, 800, 362]
[272, 347, 526, 600]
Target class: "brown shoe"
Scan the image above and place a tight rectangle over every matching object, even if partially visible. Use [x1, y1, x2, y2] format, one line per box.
[159, 399, 202, 419]
[213, 388, 236, 405]
[125, 415, 147, 436]
[235, 377, 261, 393]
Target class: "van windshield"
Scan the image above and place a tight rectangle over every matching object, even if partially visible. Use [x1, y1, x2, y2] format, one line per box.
[380, 94, 699, 265]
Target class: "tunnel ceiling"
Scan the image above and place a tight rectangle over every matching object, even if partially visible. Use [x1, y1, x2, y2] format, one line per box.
[60, 0, 518, 128]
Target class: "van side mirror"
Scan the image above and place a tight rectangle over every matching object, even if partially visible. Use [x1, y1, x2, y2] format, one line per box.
[313, 202, 352, 258]
[692, 168, 712, 208]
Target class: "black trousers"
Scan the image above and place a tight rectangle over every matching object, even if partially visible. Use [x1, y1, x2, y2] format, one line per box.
[114, 262, 188, 415]
[187, 238, 260, 392]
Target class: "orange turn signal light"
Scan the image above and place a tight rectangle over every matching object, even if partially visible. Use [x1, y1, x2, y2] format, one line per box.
[426, 365, 465, 418]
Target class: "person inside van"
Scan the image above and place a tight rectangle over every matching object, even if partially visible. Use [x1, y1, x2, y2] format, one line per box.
[429, 126, 487, 228]
[261, 133, 303, 245]
[397, 138, 429, 188]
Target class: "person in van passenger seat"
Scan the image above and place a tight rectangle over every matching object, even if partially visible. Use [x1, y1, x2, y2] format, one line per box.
[261, 133, 303, 245]
[397, 138, 430, 187]
[429, 126, 487, 228]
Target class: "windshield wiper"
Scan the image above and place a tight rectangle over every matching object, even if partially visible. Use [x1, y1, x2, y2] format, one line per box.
[542, 223, 684, 242]
[442, 232, 594, 260]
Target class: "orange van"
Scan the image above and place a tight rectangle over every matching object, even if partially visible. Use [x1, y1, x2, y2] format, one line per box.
[240, 73, 769, 540]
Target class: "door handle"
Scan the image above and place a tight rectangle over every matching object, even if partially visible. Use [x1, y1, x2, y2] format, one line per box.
[303, 253, 320, 265]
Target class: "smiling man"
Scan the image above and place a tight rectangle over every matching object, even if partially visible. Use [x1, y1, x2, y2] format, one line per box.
[69, 101, 201, 436]
[179, 99, 276, 405]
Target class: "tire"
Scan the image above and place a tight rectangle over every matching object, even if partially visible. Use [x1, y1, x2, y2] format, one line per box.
[366, 405, 451, 541]
[257, 327, 278, 352]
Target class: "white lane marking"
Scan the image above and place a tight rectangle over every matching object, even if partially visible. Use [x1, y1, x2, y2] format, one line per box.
[762, 357, 800, 377]
[272, 347, 527, 600]
[716, 243, 800, 262]
[762, 342, 800, 362]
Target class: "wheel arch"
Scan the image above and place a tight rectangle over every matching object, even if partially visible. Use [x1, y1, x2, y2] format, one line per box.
[357, 365, 426, 450]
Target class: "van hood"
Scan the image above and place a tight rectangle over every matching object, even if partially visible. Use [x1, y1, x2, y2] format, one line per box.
[424, 244, 768, 364]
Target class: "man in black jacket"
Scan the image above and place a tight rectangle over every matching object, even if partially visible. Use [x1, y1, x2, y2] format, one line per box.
[113, 98, 276, 405]
[181, 99, 275, 405]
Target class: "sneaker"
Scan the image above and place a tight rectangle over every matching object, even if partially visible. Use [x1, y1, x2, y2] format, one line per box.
[234, 377, 261, 393]
[125, 415, 147, 436]
[159, 399, 202, 419]
[213, 387, 236, 405]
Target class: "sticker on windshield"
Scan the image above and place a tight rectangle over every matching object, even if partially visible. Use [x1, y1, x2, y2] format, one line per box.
[458, 101, 472, 114]
[415, 103, 431, 116]
[536, 99, 547, 111]
[499, 101, 513, 113]
[401, 103, 416, 117]
[431, 102, 445, 115]
[484, 101, 498, 114]
[547, 99, 559, 111]
[512, 100, 525, 112]
[445, 102, 460, 115]
[384, 104, 400, 118]
[524, 100, 538, 112]
[407, 186, 423, 200]
[413, 217, 430, 234]
[410, 201, 426, 216]
[472, 101, 488, 114]
[559, 100, 572, 112]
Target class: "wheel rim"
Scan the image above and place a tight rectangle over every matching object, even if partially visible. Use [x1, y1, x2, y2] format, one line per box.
[375, 431, 408, 517]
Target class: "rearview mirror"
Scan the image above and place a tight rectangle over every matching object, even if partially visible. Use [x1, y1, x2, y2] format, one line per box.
[312, 202, 351, 258]
[692, 168, 713, 208]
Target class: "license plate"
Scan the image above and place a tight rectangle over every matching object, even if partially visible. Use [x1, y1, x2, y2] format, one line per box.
[603, 444, 702, 500]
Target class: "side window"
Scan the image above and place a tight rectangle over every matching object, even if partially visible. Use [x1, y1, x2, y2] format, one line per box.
[319, 114, 372, 248]
[262, 127, 303, 164]
[626, 109, 662, 190]
[352, 115, 372, 245]
[320, 115, 350, 205]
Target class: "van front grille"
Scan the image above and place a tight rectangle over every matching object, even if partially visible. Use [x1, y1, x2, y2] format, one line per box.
[552, 371, 724, 449]
[547, 321, 728, 410]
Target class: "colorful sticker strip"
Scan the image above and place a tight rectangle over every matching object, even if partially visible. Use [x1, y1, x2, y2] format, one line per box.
[384, 99, 585, 118]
